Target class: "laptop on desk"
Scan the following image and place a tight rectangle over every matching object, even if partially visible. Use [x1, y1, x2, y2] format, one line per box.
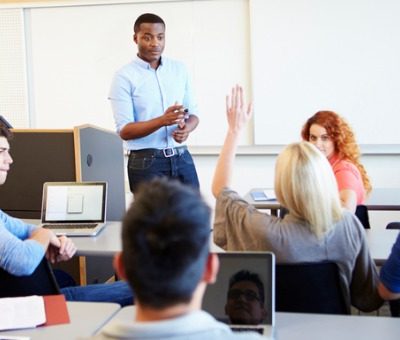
[40, 182, 107, 237]
[203, 252, 275, 339]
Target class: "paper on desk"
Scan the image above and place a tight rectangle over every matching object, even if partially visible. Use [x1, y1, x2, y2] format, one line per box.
[0, 295, 45, 331]
[263, 189, 277, 200]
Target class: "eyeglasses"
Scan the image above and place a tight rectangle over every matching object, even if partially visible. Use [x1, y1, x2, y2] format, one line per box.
[228, 289, 261, 302]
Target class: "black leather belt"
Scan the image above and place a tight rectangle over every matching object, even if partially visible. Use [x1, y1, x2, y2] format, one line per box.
[129, 146, 187, 158]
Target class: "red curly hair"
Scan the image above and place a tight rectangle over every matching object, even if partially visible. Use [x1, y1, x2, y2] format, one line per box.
[301, 111, 371, 194]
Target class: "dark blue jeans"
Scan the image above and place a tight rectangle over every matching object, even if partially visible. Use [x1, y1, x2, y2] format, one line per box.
[128, 148, 200, 193]
[61, 280, 133, 307]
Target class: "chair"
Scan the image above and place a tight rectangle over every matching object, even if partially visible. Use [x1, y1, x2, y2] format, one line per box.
[386, 222, 400, 230]
[0, 257, 61, 298]
[355, 205, 370, 229]
[385, 222, 400, 317]
[276, 261, 349, 314]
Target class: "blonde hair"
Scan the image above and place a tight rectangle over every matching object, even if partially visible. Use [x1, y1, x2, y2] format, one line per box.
[274, 142, 343, 238]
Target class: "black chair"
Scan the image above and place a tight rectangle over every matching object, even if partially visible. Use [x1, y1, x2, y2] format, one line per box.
[276, 261, 349, 314]
[385, 222, 400, 317]
[355, 204, 370, 229]
[386, 222, 400, 230]
[0, 257, 61, 298]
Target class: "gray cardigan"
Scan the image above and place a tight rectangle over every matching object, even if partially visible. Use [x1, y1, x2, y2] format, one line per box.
[214, 189, 383, 312]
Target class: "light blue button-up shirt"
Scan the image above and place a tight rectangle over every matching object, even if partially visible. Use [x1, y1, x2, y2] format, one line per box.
[0, 210, 44, 276]
[109, 56, 199, 150]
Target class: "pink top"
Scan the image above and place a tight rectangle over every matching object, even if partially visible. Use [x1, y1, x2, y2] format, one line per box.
[329, 154, 366, 204]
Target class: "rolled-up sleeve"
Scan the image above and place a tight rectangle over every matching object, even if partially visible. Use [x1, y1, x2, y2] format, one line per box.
[213, 188, 273, 251]
[0, 212, 45, 276]
[109, 73, 134, 133]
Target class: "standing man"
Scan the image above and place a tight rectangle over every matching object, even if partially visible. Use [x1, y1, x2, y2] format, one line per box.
[109, 13, 200, 192]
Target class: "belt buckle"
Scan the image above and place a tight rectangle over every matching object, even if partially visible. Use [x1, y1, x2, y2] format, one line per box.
[163, 147, 175, 158]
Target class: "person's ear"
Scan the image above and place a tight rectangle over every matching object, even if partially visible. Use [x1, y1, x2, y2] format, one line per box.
[203, 253, 219, 284]
[133, 34, 138, 44]
[113, 252, 127, 280]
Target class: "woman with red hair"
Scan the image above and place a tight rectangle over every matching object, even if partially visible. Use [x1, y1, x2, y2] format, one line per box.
[301, 111, 371, 212]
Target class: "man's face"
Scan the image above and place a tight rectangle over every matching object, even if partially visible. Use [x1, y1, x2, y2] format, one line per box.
[134, 23, 165, 68]
[225, 280, 267, 325]
[0, 136, 12, 185]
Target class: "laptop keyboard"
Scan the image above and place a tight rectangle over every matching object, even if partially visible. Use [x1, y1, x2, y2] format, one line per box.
[43, 223, 98, 229]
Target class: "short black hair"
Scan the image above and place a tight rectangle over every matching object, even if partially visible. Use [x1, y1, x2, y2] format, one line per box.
[122, 178, 211, 308]
[0, 123, 12, 141]
[134, 13, 165, 33]
[228, 270, 265, 304]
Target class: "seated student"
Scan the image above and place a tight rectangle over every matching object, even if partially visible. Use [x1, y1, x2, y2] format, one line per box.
[0, 124, 132, 306]
[225, 270, 267, 325]
[301, 110, 371, 212]
[212, 85, 382, 313]
[90, 178, 263, 339]
[378, 233, 400, 300]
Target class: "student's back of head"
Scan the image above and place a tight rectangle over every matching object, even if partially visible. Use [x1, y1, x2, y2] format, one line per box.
[274, 141, 343, 237]
[121, 178, 211, 308]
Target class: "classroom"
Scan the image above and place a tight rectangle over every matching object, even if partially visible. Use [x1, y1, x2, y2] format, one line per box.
[1, 0, 400, 338]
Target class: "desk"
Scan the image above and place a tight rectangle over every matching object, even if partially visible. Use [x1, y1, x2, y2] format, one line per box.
[25, 220, 223, 256]
[246, 187, 400, 214]
[0, 301, 120, 340]
[365, 229, 399, 265]
[74, 221, 122, 256]
[98, 305, 400, 340]
[73, 222, 223, 256]
[25, 220, 223, 284]
[74, 223, 397, 264]
[365, 188, 400, 211]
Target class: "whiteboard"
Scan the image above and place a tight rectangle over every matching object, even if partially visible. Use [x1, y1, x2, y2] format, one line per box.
[250, 0, 400, 145]
[26, 0, 250, 146]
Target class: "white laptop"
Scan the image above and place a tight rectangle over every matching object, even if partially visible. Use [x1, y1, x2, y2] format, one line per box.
[40, 182, 107, 236]
[203, 252, 275, 339]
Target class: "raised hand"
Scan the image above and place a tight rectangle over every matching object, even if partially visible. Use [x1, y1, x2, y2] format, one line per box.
[226, 85, 253, 134]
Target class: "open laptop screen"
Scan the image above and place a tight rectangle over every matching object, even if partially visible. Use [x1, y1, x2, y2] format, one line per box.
[41, 182, 106, 223]
[203, 252, 275, 332]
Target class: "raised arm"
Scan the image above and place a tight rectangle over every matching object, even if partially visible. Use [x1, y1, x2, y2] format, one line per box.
[211, 85, 252, 198]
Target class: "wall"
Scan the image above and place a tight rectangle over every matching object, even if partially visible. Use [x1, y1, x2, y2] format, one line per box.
[251, 0, 400, 147]
[1, 0, 252, 146]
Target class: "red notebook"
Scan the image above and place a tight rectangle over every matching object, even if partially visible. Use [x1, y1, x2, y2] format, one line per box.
[42, 295, 70, 326]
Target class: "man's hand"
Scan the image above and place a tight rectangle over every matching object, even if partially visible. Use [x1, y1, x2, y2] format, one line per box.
[173, 123, 190, 143]
[47, 234, 77, 264]
[172, 114, 199, 143]
[161, 104, 186, 126]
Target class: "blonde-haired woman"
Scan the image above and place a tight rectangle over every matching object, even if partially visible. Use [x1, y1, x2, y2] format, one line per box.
[301, 111, 371, 212]
[212, 85, 382, 312]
